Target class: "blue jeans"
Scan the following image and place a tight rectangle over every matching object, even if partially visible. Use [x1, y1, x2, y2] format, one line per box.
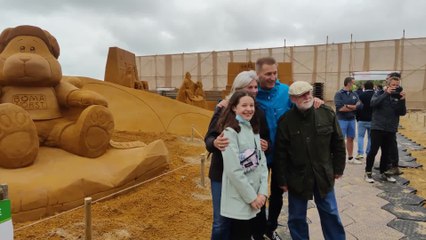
[211, 181, 231, 240]
[357, 121, 371, 155]
[288, 187, 345, 240]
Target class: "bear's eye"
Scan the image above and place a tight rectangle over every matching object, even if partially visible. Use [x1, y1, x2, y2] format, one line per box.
[30, 46, 35, 52]
[19, 46, 25, 52]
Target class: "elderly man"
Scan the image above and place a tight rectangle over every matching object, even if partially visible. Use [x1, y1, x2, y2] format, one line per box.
[274, 81, 346, 240]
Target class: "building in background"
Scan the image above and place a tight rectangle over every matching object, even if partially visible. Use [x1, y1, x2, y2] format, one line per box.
[135, 37, 426, 109]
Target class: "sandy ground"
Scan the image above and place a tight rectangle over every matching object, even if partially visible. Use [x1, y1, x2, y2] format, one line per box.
[12, 114, 426, 239]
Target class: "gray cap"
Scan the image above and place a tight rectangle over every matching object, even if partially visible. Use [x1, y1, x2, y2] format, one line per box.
[289, 81, 313, 96]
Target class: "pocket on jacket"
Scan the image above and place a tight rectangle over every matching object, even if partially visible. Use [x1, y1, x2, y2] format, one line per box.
[289, 129, 303, 147]
[317, 125, 333, 135]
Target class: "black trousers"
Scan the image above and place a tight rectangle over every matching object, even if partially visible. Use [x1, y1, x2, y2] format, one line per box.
[251, 205, 267, 239]
[366, 130, 395, 174]
[229, 218, 253, 240]
[389, 132, 399, 167]
[266, 167, 284, 233]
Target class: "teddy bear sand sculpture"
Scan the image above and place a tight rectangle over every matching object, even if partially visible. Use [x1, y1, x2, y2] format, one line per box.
[0, 25, 114, 168]
[0, 25, 212, 222]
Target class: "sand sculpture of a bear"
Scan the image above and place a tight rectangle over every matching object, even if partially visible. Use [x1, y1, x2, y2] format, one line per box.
[0, 25, 114, 169]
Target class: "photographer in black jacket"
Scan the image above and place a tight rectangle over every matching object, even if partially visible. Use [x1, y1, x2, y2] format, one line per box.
[364, 73, 406, 183]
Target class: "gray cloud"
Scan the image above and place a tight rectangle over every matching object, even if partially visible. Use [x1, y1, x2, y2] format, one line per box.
[1, 0, 426, 79]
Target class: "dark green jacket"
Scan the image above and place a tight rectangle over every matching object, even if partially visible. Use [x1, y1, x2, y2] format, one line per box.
[273, 105, 346, 200]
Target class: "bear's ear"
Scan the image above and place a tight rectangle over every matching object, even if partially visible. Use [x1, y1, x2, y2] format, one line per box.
[0, 25, 60, 59]
[0, 27, 13, 54]
[43, 30, 60, 59]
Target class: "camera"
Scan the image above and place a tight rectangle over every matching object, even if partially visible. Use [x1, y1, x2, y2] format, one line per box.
[390, 86, 403, 99]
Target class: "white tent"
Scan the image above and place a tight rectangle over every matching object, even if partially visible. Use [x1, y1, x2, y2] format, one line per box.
[136, 37, 426, 108]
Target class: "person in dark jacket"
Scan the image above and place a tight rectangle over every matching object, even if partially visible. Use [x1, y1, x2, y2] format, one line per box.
[274, 81, 346, 240]
[204, 70, 270, 240]
[364, 74, 406, 183]
[355, 80, 375, 161]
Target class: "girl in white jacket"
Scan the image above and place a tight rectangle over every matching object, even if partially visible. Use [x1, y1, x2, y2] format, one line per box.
[216, 91, 268, 240]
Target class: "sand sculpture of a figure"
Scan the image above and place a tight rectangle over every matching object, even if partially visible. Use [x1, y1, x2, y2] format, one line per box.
[176, 72, 207, 108]
[0, 25, 114, 169]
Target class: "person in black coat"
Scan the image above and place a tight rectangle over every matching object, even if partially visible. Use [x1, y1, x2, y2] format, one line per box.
[355, 80, 374, 161]
[364, 73, 406, 183]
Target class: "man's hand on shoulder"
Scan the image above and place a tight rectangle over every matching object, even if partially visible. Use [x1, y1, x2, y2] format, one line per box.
[217, 99, 229, 108]
[213, 132, 229, 151]
[313, 97, 324, 109]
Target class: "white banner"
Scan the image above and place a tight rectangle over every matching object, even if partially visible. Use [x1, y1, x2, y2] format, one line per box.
[0, 199, 13, 240]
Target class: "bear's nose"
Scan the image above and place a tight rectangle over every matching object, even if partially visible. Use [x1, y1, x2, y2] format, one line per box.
[19, 56, 31, 63]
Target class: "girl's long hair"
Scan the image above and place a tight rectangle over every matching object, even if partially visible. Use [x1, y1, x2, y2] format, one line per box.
[216, 91, 260, 134]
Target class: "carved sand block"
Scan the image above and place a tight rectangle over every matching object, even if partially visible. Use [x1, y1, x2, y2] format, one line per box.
[104, 46, 147, 90]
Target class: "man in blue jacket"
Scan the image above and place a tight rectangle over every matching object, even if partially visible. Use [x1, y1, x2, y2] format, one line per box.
[255, 57, 292, 240]
[256, 57, 323, 240]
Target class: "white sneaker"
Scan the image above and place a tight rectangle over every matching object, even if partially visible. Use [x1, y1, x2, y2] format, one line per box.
[355, 154, 364, 160]
[264, 231, 283, 240]
[348, 158, 362, 165]
[381, 173, 396, 183]
[364, 172, 375, 183]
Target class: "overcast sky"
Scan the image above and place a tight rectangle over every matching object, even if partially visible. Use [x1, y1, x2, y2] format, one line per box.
[1, 0, 425, 80]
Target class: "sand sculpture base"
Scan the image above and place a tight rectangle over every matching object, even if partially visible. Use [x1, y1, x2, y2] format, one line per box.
[0, 140, 168, 222]
[0, 76, 212, 223]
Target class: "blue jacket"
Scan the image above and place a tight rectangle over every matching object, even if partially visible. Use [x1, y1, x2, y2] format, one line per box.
[256, 80, 292, 165]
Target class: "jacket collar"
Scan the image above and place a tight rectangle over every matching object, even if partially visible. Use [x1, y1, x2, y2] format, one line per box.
[258, 80, 280, 94]
[340, 88, 352, 94]
[294, 105, 314, 118]
[236, 114, 251, 126]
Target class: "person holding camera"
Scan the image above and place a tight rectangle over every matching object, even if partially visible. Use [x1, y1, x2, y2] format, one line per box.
[364, 73, 406, 183]
[386, 72, 405, 176]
